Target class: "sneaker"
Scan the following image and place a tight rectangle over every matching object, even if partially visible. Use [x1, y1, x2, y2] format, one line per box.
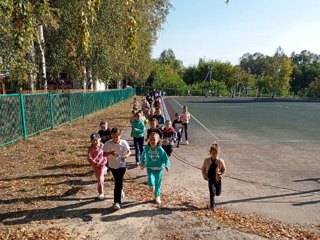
[176, 144, 180, 148]
[155, 196, 161, 204]
[97, 194, 105, 200]
[104, 167, 108, 176]
[185, 140, 189, 145]
[113, 203, 121, 210]
[136, 161, 140, 167]
[121, 190, 125, 198]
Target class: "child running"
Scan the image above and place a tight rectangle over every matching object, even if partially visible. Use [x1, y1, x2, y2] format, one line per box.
[140, 132, 170, 204]
[131, 110, 146, 165]
[146, 118, 163, 143]
[131, 97, 139, 111]
[172, 113, 183, 148]
[103, 127, 131, 210]
[201, 142, 226, 212]
[87, 133, 108, 200]
[180, 105, 191, 144]
[98, 120, 111, 144]
[161, 120, 177, 157]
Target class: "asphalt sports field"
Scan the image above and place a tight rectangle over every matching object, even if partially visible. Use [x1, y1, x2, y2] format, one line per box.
[164, 96, 320, 227]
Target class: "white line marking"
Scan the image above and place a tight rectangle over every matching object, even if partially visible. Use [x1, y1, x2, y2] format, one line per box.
[172, 98, 220, 141]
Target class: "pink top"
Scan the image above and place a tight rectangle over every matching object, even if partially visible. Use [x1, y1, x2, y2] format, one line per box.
[87, 143, 108, 166]
[180, 111, 191, 123]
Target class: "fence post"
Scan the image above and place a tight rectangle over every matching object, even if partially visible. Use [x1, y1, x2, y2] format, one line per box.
[69, 93, 72, 122]
[82, 92, 85, 117]
[19, 93, 27, 139]
[49, 93, 54, 129]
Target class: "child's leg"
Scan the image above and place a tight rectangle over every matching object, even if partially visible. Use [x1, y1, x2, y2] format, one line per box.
[208, 180, 217, 209]
[168, 145, 173, 156]
[97, 165, 105, 194]
[177, 132, 181, 145]
[154, 169, 163, 197]
[183, 123, 188, 141]
[147, 168, 156, 189]
[133, 137, 140, 163]
[92, 165, 101, 194]
[138, 137, 144, 160]
[215, 180, 222, 196]
[110, 167, 126, 204]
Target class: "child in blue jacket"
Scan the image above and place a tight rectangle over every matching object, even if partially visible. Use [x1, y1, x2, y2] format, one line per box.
[140, 132, 170, 204]
[131, 110, 146, 165]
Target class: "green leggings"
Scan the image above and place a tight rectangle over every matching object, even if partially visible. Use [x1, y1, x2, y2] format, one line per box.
[147, 168, 163, 197]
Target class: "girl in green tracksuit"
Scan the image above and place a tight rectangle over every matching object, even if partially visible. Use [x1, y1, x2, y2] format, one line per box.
[140, 132, 170, 204]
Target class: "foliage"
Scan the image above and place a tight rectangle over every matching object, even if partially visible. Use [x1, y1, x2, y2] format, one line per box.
[0, 0, 172, 91]
[150, 62, 186, 90]
[291, 50, 320, 94]
[188, 81, 229, 96]
[158, 49, 184, 77]
[308, 77, 320, 98]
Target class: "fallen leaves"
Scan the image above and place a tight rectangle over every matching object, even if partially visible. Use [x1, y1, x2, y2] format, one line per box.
[0, 99, 133, 240]
[0, 226, 72, 240]
[1, 96, 319, 240]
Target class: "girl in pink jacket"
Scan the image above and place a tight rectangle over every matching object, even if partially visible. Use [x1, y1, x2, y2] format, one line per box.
[87, 133, 108, 200]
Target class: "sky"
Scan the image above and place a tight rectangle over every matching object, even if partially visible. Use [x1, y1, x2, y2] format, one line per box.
[151, 0, 320, 67]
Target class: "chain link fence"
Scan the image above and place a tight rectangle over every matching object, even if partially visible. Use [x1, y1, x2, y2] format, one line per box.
[0, 88, 135, 147]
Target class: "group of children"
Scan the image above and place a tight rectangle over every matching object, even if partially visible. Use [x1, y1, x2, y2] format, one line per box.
[87, 95, 226, 212]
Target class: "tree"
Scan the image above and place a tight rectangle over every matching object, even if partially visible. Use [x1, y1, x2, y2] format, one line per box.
[158, 49, 184, 76]
[308, 77, 320, 98]
[150, 62, 186, 91]
[291, 50, 320, 94]
[267, 47, 293, 96]
[1, 0, 172, 91]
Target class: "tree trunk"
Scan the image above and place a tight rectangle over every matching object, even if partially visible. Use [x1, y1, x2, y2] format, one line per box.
[29, 42, 37, 91]
[82, 66, 87, 89]
[37, 25, 47, 90]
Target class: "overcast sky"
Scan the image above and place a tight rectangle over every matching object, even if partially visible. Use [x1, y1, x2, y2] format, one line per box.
[151, 0, 320, 67]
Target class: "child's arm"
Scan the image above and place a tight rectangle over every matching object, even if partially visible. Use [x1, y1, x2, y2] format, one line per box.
[201, 160, 209, 180]
[87, 148, 99, 165]
[162, 149, 170, 171]
[97, 151, 108, 166]
[219, 159, 226, 176]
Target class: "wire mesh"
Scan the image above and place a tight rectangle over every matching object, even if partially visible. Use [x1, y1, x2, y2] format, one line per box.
[0, 88, 136, 147]
[0, 94, 23, 146]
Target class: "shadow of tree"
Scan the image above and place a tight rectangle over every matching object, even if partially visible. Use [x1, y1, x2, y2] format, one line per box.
[0, 197, 202, 226]
[293, 177, 320, 184]
[42, 163, 88, 171]
[0, 186, 98, 205]
[0, 171, 93, 181]
[219, 188, 320, 206]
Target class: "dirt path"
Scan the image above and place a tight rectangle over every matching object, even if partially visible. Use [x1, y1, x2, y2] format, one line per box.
[0, 97, 319, 239]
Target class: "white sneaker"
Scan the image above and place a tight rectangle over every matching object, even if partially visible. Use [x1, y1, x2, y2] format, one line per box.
[121, 190, 125, 198]
[185, 140, 189, 145]
[113, 203, 121, 210]
[155, 196, 161, 204]
[104, 167, 108, 175]
[97, 194, 105, 200]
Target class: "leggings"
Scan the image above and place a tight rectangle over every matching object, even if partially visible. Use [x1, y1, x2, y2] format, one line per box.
[147, 168, 163, 197]
[109, 167, 126, 204]
[182, 123, 188, 141]
[208, 180, 222, 208]
[133, 137, 144, 163]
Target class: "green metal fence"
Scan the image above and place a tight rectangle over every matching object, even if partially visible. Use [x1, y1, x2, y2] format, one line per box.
[0, 88, 136, 147]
